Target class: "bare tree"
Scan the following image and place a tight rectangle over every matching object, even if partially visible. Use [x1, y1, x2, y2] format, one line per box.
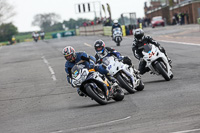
[32, 13, 61, 31]
[0, 0, 15, 24]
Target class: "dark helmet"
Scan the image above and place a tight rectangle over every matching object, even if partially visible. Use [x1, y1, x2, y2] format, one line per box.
[94, 40, 105, 54]
[134, 29, 144, 40]
[62, 46, 76, 62]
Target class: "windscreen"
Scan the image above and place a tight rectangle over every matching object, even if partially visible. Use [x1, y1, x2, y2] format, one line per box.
[143, 44, 152, 53]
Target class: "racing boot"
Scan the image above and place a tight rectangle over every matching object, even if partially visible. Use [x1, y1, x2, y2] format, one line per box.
[106, 75, 120, 98]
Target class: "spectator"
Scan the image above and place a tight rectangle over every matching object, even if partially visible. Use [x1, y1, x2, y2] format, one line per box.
[180, 12, 185, 25]
[185, 11, 189, 24]
[172, 15, 176, 25]
[83, 22, 87, 26]
[11, 36, 16, 44]
[40, 31, 45, 40]
[178, 13, 182, 25]
[91, 21, 94, 25]
[174, 13, 179, 25]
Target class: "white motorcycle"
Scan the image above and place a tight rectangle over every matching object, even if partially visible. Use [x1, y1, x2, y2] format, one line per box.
[142, 44, 173, 81]
[112, 28, 122, 46]
[102, 56, 144, 94]
[71, 58, 124, 105]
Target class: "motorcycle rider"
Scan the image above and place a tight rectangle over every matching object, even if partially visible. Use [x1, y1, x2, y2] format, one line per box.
[94, 39, 139, 87]
[111, 20, 122, 40]
[32, 31, 39, 41]
[132, 28, 172, 75]
[40, 31, 45, 40]
[63, 46, 96, 96]
[63, 46, 116, 97]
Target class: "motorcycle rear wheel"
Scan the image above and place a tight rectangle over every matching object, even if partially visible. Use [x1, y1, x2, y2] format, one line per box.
[112, 88, 124, 101]
[135, 80, 144, 91]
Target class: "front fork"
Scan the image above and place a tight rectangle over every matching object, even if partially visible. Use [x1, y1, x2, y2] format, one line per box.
[121, 68, 138, 88]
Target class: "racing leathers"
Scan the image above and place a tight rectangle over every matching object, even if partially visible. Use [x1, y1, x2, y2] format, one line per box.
[65, 52, 96, 96]
[132, 35, 171, 75]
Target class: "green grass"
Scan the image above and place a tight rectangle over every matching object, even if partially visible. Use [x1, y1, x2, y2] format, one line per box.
[15, 30, 71, 43]
[0, 41, 9, 46]
[0, 29, 76, 44]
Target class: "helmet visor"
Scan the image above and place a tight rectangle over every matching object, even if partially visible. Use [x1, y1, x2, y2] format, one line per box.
[95, 46, 103, 52]
[135, 34, 143, 39]
[65, 54, 73, 61]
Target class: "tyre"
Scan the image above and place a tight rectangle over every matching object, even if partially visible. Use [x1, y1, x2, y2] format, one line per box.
[115, 73, 135, 94]
[155, 62, 170, 81]
[112, 88, 124, 101]
[86, 85, 108, 105]
[170, 74, 173, 79]
[135, 80, 144, 91]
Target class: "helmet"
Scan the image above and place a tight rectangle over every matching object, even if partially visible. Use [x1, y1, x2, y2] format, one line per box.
[94, 40, 105, 54]
[113, 20, 118, 24]
[134, 29, 144, 40]
[62, 46, 76, 62]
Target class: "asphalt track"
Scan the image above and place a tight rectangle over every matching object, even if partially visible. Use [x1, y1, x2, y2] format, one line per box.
[0, 25, 200, 133]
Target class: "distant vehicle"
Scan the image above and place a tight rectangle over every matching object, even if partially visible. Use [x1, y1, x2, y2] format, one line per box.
[151, 16, 165, 28]
[112, 28, 122, 46]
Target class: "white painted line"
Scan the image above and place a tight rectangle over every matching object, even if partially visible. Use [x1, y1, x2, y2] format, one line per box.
[84, 43, 92, 47]
[125, 37, 200, 46]
[158, 40, 200, 46]
[66, 116, 131, 132]
[41, 56, 57, 81]
[171, 128, 200, 133]
[50, 130, 63, 133]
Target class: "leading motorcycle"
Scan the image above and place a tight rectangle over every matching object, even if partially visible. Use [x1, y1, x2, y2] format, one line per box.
[71, 58, 124, 105]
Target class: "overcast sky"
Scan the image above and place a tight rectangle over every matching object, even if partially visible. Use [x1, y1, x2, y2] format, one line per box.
[8, 0, 148, 32]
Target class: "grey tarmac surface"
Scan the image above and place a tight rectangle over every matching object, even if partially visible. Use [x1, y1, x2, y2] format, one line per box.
[0, 24, 200, 133]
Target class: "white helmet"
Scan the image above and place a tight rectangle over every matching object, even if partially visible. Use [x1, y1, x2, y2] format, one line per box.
[113, 20, 118, 24]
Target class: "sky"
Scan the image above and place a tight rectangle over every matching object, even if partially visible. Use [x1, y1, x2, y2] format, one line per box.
[8, 0, 149, 32]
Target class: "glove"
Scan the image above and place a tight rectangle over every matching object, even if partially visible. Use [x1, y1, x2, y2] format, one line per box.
[94, 64, 99, 71]
[118, 56, 124, 61]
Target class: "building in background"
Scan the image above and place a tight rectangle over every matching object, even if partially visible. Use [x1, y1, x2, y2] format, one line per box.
[144, 0, 200, 25]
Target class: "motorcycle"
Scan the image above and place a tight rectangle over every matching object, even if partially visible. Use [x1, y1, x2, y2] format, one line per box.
[102, 56, 144, 94]
[71, 57, 124, 105]
[112, 28, 122, 46]
[142, 43, 173, 81]
[33, 35, 39, 42]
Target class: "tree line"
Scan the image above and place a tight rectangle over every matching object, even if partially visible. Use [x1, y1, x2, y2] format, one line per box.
[31, 13, 91, 32]
[0, 0, 18, 42]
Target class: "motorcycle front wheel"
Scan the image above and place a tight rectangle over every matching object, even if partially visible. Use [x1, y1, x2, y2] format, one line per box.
[115, 73, 135, 94]
[155, 62, 170, 81]
[86, 85, 108, 105]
